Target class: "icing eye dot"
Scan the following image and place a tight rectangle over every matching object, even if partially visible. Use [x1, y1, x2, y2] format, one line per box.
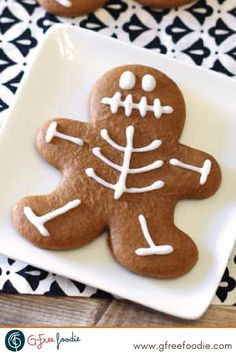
[119, 71, 136, 90]
[142, 74, 157, 92]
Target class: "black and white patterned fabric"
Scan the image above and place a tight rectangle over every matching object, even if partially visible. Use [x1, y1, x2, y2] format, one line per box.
[0, 0, 235, 304]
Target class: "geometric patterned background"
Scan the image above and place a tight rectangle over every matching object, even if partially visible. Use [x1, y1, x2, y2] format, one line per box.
[0, 0, 235, 304]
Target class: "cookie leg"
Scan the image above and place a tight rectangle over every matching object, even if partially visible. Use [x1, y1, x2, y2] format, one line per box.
[109, 212, 198, 278]
[13, 193, 105, 250]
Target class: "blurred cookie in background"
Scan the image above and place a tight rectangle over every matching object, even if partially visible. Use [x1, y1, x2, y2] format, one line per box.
[135, 0, 195, 8]
[37, 0, 108, 17]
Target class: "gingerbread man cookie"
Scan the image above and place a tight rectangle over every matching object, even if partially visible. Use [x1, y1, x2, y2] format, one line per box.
[37, 0, 107, 17]
[13, 65, 221, 278]
[136, 0, 195, 8]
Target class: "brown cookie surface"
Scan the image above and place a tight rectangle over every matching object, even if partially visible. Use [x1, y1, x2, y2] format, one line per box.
[37, 0, 107, 17]
[13, 65, 221, 279]
[136, 0, 195, 8]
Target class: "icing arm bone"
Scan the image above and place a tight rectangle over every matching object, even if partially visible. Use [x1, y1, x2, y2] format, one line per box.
[46, 121, 84, 146]
[167, 144, 221, 199]
[37, 119, 90, 168]
[169, 158, 212, 185]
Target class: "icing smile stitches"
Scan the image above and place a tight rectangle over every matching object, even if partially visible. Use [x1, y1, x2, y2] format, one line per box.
[101, 92, 173, 119]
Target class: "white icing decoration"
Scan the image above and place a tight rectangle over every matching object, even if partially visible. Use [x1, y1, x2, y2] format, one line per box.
[86, 168, 164, 197]
[86, 168, 114, 190]
[86, 125, 164, 200]
[100, 129, 162, 152]
[142, 74, 157, 92]
[46, 122, 83, 146]
[92, 147, 163, 174]
[119, 71, 136, 90]
[169, 158, 212, 185]
[24, 199, 81, 237]
[135, 215, 174, 256]
[101, 91, 173, 119]
[53, 0, 72, 7]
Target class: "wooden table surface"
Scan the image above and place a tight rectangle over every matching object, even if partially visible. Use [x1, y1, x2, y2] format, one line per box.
[0, 295, 235, 327]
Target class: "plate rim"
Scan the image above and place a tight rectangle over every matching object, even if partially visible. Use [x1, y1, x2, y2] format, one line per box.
[0, 24, 235, 320]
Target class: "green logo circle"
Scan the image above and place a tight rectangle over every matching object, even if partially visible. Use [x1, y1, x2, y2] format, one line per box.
[5, 330, 25, 352]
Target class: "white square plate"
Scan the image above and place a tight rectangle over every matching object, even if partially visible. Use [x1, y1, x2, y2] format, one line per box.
[0, 25, 235, 320]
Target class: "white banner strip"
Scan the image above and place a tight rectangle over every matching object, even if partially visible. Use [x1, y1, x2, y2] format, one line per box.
[0, 328, 235, 353]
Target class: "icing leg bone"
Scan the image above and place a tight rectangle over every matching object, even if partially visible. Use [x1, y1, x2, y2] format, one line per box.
[135, 215, 174, 256]
[169, 158, 212, 185]
[46, 122, 83, 146]
[24, 199, 81, 237]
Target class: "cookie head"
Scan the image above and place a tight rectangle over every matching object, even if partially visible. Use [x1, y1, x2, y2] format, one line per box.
[90, 65, 186, 139]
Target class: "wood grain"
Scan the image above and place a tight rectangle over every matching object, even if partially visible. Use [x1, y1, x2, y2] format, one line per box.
[97, 300, 236, 327]
[0, 295, 234, 327]
[0, 295, 111, 327]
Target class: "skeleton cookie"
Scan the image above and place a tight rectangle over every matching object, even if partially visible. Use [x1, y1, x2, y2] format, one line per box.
[136, 0, 195, 8]
[37, 0, 107, 17]
[13, 65, 221, 279]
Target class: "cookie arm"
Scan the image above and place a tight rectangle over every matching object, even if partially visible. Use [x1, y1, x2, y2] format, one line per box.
[168, 144, 221, 199]
[37, 118, 91, 170]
